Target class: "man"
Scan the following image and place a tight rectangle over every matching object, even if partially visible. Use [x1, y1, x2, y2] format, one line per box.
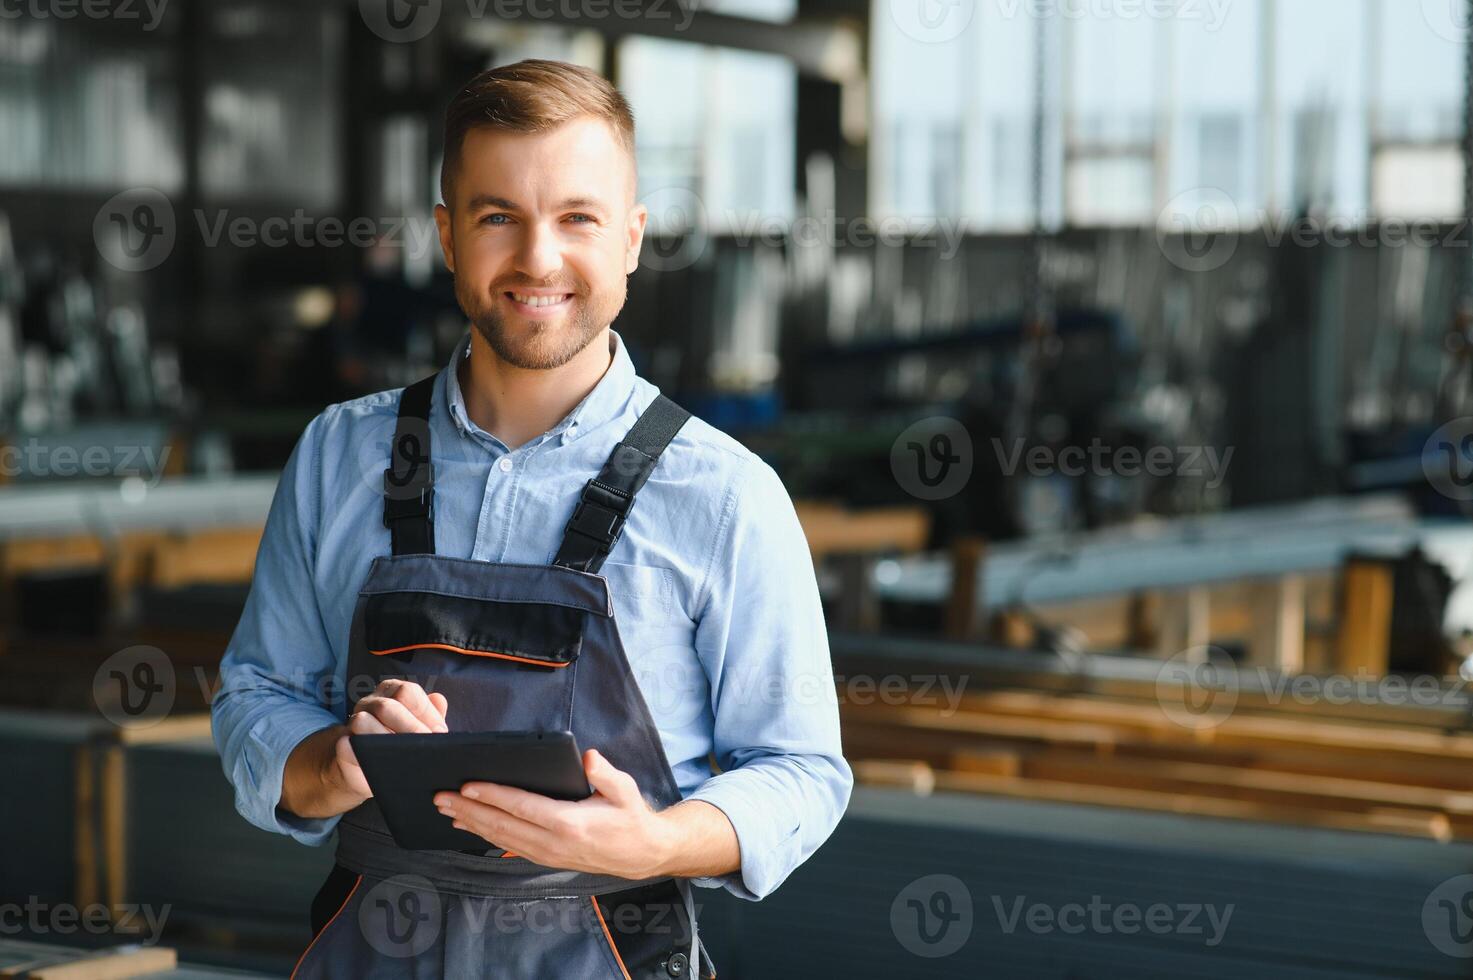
[211, 60, 852, 977]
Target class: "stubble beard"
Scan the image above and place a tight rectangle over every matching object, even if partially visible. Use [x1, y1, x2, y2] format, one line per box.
[457, 274, 627, 371]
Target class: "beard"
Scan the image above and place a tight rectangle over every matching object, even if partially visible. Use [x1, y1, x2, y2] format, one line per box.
[456, 272, 626, 371]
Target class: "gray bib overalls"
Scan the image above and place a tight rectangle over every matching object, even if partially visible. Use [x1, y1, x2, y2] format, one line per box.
[291, 374, 717, 980]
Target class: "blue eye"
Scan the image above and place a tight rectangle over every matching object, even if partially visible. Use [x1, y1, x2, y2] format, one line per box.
[483, 213, 510, 225]
[568, 214, 594, 223]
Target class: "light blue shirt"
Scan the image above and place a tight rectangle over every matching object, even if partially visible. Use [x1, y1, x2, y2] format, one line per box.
[211, 329, 852, 901]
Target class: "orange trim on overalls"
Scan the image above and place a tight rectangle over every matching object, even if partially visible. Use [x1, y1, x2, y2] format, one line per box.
[290, 873, 363, 979]
[591, 896, 632, 980]
[369, 642, 572, 668]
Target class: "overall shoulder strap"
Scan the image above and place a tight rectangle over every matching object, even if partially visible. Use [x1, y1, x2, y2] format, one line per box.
[553, 394, 691, 574]
[382, 374, 438, 556]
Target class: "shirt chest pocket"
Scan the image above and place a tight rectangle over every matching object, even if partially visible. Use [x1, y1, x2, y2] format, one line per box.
[599, 561, 706, 725]
[598, 560, 684, 622]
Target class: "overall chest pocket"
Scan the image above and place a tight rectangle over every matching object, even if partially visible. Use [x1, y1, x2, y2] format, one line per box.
[365, 591, 584, 667]
[361, 590, 587, 732]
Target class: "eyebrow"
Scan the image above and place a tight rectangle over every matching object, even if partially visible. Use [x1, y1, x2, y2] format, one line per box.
[466, 195, 606, 214]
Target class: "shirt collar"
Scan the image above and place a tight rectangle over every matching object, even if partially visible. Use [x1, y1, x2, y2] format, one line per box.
[443, 328, 637, 447]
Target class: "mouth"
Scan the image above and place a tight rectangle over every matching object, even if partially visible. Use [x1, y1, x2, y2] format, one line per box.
[504, 290, 575, 317]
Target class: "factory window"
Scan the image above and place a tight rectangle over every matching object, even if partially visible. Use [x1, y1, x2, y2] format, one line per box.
[199, 7, 341, 208]
[1064, 12, 1162, 226]
[1368, 0, 1465, 220]
[619, 36, 796, 234]
[871, 0, 1464, 232]
[0, 21, 183, 190]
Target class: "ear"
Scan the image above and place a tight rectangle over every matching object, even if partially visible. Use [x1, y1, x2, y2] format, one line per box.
[434, 203, 455, 274]
[624, 202, 648, 275]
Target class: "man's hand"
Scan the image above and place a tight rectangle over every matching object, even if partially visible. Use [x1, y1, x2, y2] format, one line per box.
[434, 749, 741, 881]
[280, 679, 449, 820]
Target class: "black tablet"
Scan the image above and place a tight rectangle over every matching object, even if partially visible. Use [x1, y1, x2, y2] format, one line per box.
[349, 730, 592, 851]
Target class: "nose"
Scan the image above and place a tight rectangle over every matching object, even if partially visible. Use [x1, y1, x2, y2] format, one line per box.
[512, 219, 563, 283]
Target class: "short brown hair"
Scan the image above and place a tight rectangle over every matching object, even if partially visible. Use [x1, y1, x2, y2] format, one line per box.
[440, 59, 637, 207]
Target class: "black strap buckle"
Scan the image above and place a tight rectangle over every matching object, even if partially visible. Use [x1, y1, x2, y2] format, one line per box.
[383, 462, 435, 526]
[564, 481, 630, 555]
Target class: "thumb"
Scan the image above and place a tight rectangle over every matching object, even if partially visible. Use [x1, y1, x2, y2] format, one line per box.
[584, 749, 639, 806]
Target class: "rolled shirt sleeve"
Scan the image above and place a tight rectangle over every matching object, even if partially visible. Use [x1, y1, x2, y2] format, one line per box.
[684, 456, 853, 901]
[210, 413, 343, 846]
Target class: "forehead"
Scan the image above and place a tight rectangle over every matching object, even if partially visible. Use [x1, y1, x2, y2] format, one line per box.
[454, 116, 634, 208]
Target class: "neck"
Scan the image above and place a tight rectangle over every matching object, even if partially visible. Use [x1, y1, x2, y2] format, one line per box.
[457, 327, 614, 450]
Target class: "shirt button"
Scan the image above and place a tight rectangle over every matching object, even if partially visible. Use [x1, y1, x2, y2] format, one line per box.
[498, 457, 514, 473]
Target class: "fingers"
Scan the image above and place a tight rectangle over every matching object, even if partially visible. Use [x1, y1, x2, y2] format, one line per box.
[440, 796, 560, 855]
[583, 749, 640, 806]
[355, 679, 450, 733]
[428, 691, 449, 722]
[333, 732, 373, 799]
[348, 709, 393, 735]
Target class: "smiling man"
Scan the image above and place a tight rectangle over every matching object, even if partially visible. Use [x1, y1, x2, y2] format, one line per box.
[210, 60, 852, 977]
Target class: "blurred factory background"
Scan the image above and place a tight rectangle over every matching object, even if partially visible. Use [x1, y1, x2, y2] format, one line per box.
[4, 0, 1473, 976]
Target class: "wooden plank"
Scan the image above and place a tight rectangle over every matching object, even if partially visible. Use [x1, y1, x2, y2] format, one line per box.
[1250, 574, 1306, 671]
[1335, 558, 1395, 676]
[795, 503, 930, 560]
[905, 770, 1456, 842]
[145, 527, 262, 588]
[73, 743, 98, 910]
[100, 746, 126, 915]
[28, 946, 177, 979]
[944, 538, 985, 640]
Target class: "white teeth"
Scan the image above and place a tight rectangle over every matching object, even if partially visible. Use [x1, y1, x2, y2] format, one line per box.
[510, 292, 569, 307]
